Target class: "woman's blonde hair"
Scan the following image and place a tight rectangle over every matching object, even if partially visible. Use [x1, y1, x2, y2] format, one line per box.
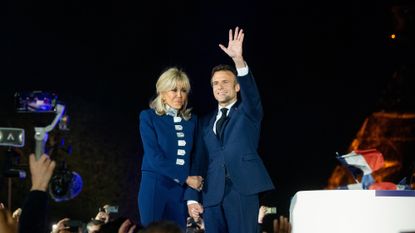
[149, 67, 192, 120]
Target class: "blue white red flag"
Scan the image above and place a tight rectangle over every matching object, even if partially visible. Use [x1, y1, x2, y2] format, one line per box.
[337, 149, 384, 189]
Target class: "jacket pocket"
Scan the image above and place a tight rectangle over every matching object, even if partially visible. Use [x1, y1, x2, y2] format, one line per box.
[242, 153, 259, 161]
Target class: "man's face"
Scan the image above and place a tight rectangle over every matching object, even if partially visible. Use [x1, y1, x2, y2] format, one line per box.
[211, 70, 240, 106]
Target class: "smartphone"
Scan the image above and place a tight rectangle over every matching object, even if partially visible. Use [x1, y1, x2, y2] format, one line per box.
[65, 220, 83, 232]
[104, 205, 119, 214]
[264, 207, 277, 215]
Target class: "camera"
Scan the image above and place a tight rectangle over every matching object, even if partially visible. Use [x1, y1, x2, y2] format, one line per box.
[49, 167, 83, 202]
[99, 205, 119, 214]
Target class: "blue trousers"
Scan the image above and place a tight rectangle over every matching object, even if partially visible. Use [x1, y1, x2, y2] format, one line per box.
[138, 172, 187, 229]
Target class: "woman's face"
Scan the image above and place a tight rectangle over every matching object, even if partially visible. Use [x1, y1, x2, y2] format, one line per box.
[162, 87, 188, 110]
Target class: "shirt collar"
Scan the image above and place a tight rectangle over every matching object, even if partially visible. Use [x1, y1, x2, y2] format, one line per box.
[217, 100, 236, 115]
[165, 105, 178, 117]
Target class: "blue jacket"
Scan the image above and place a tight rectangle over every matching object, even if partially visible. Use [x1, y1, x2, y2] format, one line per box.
[188, 71, 275, 207]
[139, 109, 197, 185]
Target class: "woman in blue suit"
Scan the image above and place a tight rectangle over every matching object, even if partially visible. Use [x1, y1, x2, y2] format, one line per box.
[138, 67, 203, 229]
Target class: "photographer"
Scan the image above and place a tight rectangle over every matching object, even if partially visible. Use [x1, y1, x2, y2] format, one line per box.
[258, 206, 291, 233]
[94, 204, 118, 224]
[51, 218, 84, 233]
[19, 153, 56, 233]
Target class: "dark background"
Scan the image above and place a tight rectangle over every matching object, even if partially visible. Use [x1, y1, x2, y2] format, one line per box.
[2, 0, 414, 225]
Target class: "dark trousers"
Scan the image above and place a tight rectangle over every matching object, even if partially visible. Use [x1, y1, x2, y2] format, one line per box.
[203, 178, 259, 233]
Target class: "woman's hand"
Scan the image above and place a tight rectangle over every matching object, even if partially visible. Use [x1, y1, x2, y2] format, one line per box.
[186, 176, 204, 191]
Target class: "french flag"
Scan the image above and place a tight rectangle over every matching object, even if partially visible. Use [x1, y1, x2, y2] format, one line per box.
[337, 149, 385, 189]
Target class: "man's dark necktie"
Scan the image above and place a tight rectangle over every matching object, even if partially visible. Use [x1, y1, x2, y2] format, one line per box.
[216, 108, 228, 139]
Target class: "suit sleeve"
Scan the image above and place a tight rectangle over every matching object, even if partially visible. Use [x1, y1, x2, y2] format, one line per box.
[237, 71, 263, 123]
[183, 116, 208, 202]
[19, 191, 49, 233]
[139, 110, 166, 167]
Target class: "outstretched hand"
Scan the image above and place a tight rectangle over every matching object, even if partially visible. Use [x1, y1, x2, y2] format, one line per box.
[219, 26, 245, 67]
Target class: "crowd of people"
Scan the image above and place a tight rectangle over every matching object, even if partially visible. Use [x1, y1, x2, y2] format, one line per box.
[1, 161, 289, 233]
[0, 26, 292, 233]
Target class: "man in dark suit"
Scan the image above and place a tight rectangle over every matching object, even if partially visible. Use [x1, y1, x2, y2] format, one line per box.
[186, 26, 275, 233]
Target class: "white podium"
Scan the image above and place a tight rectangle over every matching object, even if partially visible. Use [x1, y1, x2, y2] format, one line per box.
[289, 190, 415, 233]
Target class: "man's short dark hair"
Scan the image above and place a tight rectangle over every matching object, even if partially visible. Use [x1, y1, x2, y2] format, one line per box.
[211, 64, 237, 77]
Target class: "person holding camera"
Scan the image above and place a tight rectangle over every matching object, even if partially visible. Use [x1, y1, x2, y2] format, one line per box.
[50, 218, 84, 233]
[18, 153, 56, 233]
[94, 204, 115, 224]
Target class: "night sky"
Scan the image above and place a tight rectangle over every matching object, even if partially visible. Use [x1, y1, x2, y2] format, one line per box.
[3, 0, 411, 218]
